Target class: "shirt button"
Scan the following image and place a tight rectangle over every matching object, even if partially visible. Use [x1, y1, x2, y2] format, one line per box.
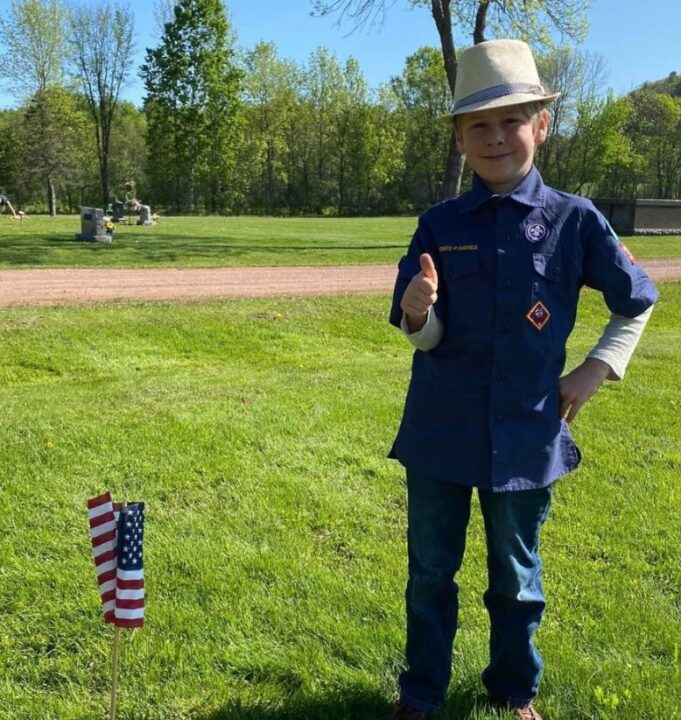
[552, 266, 561, 276]
[497, 371, 509, 381]
[500, 324, 511, 334]
[502, 279, 512, 289]
[495, 415, 504, 423]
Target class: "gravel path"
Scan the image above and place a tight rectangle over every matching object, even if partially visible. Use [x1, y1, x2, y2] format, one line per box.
[0, 259, 678, 307]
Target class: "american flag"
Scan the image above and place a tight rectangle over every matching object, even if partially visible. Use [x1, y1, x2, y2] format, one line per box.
[115, 503, 145, 628]
[87, 493, 145, 628]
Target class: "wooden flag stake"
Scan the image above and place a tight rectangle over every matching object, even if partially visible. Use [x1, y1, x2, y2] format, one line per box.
[110, 626, 121, 720]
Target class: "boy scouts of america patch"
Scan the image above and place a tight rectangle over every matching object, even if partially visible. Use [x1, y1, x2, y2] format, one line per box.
[525, 223, 548, 243]
[527, 301, 551, 330]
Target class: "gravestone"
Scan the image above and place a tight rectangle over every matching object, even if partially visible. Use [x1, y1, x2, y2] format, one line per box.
[137, 204, 154, 226]
[112, 200, 126, 222]
[75, 207, 111, 243]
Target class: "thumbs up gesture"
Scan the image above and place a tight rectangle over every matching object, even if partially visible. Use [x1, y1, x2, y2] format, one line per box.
[400, 253, 439, 332]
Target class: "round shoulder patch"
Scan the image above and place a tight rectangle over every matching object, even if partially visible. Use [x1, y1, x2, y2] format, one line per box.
[525, 223, 548, 243]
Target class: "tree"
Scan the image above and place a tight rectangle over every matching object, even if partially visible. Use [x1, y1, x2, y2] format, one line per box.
[108, 101, 149, 204]
[0, 110, 28, 207]
[390, 46, 452, 209]
[312, 0, 590, 198]
[534, 46, 608, 191]
[627, 91, 681, 198]
[69, 1, 135, 207]
[141, 0, 242, 213]
[0, 0, 68, 94]
[0, 0, 70, 214]
[239, 42, 300, 214]
[21, 87, 90, 213]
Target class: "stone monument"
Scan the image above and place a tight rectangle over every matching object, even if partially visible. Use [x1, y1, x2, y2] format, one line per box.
[137, 204, 154, 225]
[75, 207, 111, 243]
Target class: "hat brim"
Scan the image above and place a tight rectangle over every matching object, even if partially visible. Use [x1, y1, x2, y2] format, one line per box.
[438, 91, 560, 126]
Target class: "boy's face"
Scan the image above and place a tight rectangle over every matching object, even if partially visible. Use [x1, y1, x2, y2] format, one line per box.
[455, 105, 548, 194]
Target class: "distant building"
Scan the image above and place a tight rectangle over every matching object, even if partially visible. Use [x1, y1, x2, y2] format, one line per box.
[591, 198, 681, 235]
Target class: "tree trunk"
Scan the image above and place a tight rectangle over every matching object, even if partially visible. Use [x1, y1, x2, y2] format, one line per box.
[47, 177, 57, 216]
[473, 1, 489, 44]
[443, 131, 465, 197]
[431, 0, 465, 198]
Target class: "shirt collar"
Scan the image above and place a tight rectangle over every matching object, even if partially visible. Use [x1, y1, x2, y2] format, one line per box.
[460, 166, 547, 213]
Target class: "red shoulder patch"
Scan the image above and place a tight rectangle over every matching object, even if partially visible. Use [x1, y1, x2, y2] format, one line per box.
[620, 242, 635, 264]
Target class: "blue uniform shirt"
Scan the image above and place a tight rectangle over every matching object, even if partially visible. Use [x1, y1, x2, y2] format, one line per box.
[389, 167, 658, 492]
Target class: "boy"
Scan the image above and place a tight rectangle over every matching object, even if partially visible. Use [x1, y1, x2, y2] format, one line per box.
[388, 40, 658, 720]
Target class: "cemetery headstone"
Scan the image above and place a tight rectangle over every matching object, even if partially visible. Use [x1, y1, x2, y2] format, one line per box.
[137, 204, 154, 226]
[75, 207, 111, 243]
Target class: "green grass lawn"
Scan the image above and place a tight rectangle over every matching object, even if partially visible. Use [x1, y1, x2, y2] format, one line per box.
[0, 215, 679, 268]
[0, 287, 679, 720]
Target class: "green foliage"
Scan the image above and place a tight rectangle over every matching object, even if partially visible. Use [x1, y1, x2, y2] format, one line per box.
[0, 0, 68, 95]
[636, 71, 681, 98]
[0, 110, 27, 203]
[390, 46, 452, 210]
[625, 91, 681, 198]
[21, 87, 91, 213]
[141, 0, 242, 213]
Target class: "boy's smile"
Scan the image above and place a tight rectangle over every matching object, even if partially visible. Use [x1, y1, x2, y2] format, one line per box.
[455, 105, 548, 194]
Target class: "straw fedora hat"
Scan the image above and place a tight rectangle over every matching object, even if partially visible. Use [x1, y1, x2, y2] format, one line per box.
[440, 39, 559, 125]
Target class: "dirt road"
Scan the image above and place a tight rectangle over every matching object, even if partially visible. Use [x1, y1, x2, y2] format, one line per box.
[0, 259, 678, 307]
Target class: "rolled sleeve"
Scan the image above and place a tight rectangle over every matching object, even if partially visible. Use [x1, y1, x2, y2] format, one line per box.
[587, 305, 654, 380]
[400, 307, 444, 351]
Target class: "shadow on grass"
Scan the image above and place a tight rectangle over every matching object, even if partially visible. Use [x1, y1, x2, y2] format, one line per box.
[0, 235, 405, 267]
[196, 683, 492, 720]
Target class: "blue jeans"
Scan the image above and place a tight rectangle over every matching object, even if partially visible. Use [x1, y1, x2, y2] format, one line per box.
[399, 471, 553, 713]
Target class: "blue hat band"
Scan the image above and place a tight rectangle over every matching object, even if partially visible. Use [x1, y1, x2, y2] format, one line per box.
[453, 83, 545, 112]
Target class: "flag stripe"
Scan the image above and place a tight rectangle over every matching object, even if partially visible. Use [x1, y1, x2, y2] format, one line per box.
[89, 520, 116, 537]
[88, 513, 115, 530]
[93, 542, 115, 558]
[116, 598, 145, 610]
[118, 568, 144, 581]
[95, 558, 117, 575]
[92, 531, 116, 548]
[114, 617, 143, 628]
[87, 493, 111, 510]
[115, 607, 144, 619]
[94, 548, 117, 565]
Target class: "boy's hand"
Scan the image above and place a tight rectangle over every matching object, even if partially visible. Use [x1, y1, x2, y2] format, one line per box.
[558, 358, 612, 423]
[401, 254, 439, 333]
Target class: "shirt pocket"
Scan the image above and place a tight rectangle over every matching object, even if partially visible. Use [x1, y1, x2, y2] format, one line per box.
[445, 249, 479, 279]
[443, 251, 485, 336]
[532, 252, 563, 283]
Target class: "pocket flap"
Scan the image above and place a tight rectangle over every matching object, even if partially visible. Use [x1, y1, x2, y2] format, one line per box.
[446, 251, 479, 278]
[532, 253, 562, 281]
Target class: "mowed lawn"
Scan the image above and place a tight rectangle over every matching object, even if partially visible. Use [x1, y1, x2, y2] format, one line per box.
[0, 215, 680, 268]
[0, 285, 679, 720]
